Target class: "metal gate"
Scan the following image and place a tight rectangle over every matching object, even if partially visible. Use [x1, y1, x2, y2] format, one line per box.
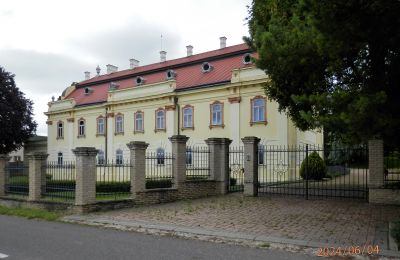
[228, 146, 244, 192]
[5, 161, 29, 196]
[258, 145, 369, 200]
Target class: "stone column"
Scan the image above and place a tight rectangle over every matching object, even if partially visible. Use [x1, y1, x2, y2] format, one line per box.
[205, 138, 232, 194]
[169, 135, 189, 188]
[127, 141, 148, 198]
[0, 155, 10, 196]
[242, 136, 261, 196]
[368, 139, 384, 188]
[72, 147, 98, 205]
[27, 152, 48, 201]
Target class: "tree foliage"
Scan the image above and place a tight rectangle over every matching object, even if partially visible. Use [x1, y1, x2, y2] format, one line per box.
[0, 66, 37, 154]
[245, 0, 400, 145]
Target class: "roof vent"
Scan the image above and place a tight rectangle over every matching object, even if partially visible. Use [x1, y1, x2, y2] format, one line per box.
[201, 62, 213, 73]
[243, 53, 252, 64]
[84, 71, 90, 80]
[109, 82, 119, 91]
[219, 36, 227, 49]
[160, 51, 167, 62]
[186, 45, 193, 57]
[136, 76, 145, 86]
[130, 59, 139, 69]
[106, 64, 118, 74]
[166, 69, 176, 80]
[84, 87, 93, 95]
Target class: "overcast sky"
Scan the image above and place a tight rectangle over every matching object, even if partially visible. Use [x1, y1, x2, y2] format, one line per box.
[0, 0, 251, 136]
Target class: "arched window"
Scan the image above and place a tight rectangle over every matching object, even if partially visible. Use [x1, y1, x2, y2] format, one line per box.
[97, 150, 105, 165]
[97, 116, 105, 135]
[156, 148, 165, 165]
[183, 106, 193, 128]
[251, 97, 266, 123]
[210, 102, 223, 126]
[115, 114, 124, 134]
[78, 119, 85, 136]
[186, 147, 192, 165]
[116, 149, 123, 165]
[155, 109, 165, 130]
[135, 111, 144, 132]
[57, 152, 63, 165]
[57, 121, 64, 138]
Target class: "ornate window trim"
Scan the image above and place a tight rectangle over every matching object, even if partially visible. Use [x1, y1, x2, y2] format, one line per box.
[209, 101, 224, 129]
[134, 111, 144, 134]
[56, 121, 64, 139]
[250, 96, 267, 126]
[96, 115, 105, 136]
[181, 105, 194, 130]
[154, 108, 166, 132]
[77, 118, 86, 138]
[115, 113, 124, 135]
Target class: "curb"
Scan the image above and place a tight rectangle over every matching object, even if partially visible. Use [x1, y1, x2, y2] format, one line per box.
[63, 215, 400, 258]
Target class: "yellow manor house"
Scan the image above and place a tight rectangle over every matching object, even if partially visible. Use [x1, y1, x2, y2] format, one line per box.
[46, 37, 323, 163]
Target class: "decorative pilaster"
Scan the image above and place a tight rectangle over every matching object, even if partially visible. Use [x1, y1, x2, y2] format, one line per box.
[169, 135, 189, 187]
[127, 141, 149, 198]
[27, 152, 48, 201]
[242, 136, 261, 196]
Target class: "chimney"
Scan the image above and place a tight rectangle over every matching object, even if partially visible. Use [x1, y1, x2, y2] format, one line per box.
[96, 65, 101, 76]
[129, 59, 139, 69]
[160, 51, 167, 62]
[106, 64, 118, 74]
[186, 45, 193, 56]
[220, 36, 227, 48]
[84, 71, 90, 80]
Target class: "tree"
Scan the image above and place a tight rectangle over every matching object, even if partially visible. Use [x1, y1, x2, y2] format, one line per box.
[0, 66, 37, 154]
[245, 0, 400, 145]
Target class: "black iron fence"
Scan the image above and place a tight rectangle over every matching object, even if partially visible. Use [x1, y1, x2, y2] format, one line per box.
[145, 151, 174, 189]
[96, 160, 131, 200]
[229, 146, 244, 192]
[186, 146, 210, 179]
[258, 145, 368, 200]
[5, 162, 29, 196]
[384, 150, 400, 188]
[43, 161, 75, 202]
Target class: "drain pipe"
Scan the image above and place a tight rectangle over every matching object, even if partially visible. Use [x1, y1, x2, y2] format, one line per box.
[174, 97, 180, 135]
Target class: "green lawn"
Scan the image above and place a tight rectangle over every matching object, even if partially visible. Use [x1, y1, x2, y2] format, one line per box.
[0, 205, 62, 221]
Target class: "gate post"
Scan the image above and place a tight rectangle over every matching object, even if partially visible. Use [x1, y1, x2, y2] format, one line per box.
[169, 135, 189, 188]
[73, 147, 98, 205]
[368, 139, 384, 188]
[205, 138, 231, 194]
[0, 155, 10, 196]
[127, 141, 148, 197]
[242, 136, 260, 197]
[27, 152, 48, 201]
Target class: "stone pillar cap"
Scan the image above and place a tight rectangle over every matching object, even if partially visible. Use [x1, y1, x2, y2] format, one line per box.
[26, 152, 49, 160]
[127, 141, 149, 150]
[241, 136, 261, 144]
[72, 147, 99, 156]
[169, 135, 189, 143]
[0, 154, 11, 160]
[205, 138, 232, 145]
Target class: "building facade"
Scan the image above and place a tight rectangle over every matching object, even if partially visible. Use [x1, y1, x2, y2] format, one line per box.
[46, 39, 323, 163]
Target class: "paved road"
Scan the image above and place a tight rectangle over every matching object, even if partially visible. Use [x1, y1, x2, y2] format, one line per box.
[0, 215, 315, 260]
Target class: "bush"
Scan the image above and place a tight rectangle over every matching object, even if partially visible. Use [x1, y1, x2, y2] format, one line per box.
[145, 179, 172, 189]
[300, 151, 327, 180]
[229, 177, 237, 186]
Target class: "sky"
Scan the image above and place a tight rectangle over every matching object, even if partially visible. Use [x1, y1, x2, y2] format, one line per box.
[0, 0, 252, 136]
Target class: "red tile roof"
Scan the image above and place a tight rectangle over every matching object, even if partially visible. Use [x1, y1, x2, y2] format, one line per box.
[66, 43, 253, 106]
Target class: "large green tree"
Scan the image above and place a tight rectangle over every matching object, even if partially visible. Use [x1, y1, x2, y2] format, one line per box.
[0, 66, 37, 154]
[245, 0, 400, 145]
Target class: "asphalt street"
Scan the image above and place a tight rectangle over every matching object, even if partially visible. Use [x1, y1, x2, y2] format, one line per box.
[0, 215, 316, 260]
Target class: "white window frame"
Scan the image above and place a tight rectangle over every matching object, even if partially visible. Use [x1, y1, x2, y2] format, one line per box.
[156, 109, 165, 130]
[135, 112, 144, 132]
[116, 149, 123, 165]
[115, 114, 124, 134]
[97, 117, 105, 135]
[78, 120, 85, 136]
[97, 150, 105, 165]
[57, 152, 63, 165]
[252, 98, 265, 122]
[57, 122, 63, 138]
[211, 103, 222, 126]
[183, 107, 193, 128]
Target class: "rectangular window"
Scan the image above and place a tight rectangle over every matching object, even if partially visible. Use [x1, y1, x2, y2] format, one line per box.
[115, 115, 124, 134]
[183, 107, 193, 128]
[97, 117, 105, 135]
[252, 98, 266, 122]
[211, 103, 222, 126]
[78, 120, 85, 136]
[57, 122, 64, 138]
[135, 112, 144, 132]
[156, 109, 165, 130]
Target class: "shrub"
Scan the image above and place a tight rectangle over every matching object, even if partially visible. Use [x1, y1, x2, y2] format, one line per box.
[145, 179, 172, 189]
[229, 177, 237, 186]
[300, 151, 327, 180]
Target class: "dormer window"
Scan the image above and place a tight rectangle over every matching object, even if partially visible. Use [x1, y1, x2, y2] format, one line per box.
[243, 53, 252, 64]
[136, 76, 145, 85]
[166, 69, 176, 79]
[84, 87, 93, 95]
[201, 62, 212, 73]
[109, 82, 119, 91]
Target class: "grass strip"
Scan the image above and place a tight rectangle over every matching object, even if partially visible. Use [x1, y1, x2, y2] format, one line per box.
[0, 205, 62, 221]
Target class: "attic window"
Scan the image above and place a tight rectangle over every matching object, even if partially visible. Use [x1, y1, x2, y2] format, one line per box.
[84, 87, 92, 95]
[166, 69, 176, 79]
[243, 53, 252, 64]
[109, 82, 119, 91]
[136, 76, 145, 85]
[201, 62, 213, 73]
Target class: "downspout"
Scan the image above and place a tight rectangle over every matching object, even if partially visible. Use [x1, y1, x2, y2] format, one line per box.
[105, 107, 108, 161]
[174, 97, 180, 135]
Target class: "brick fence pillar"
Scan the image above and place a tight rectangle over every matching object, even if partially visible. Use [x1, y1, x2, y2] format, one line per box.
[205, 138, 232, 194]
[27, 152, 48, 201]
[0, 155, 10, 196]
[242, 136, 261, 197]
[368, 139, 384, 188]
[127, 141, 148, 198]
[169, 135, 189, 188]
[72, 147, 98, 205]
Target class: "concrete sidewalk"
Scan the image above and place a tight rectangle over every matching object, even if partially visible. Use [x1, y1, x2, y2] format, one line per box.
[63, 194, 400, 258]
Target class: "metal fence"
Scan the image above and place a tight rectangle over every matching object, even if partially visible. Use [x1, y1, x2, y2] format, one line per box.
[258, 145, 369, 200]
[96, 160, 131, 200]
[229, 146, 244, 192]
[145, 152, 174, 189]
[5, 162, 29, 196]
[186, 146, 210, 179]
[384, 150, 400, 188]
[43, 161, 76, 202]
